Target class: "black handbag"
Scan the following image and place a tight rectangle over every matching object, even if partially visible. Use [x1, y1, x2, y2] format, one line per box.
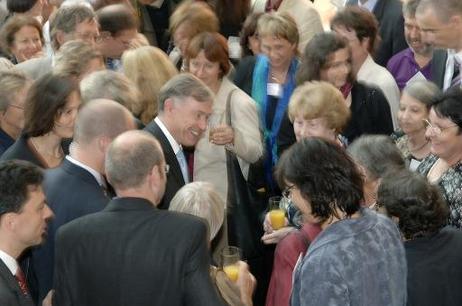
[224, 89, 264, 260]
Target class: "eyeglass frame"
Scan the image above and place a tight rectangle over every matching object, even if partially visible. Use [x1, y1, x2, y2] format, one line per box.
[423, 118, 458, 135]
[282, 184, 295, 199]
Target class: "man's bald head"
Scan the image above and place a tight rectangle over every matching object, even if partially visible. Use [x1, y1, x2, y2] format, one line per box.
[105, 130, 165, 191]
[73, 99, 135, 146]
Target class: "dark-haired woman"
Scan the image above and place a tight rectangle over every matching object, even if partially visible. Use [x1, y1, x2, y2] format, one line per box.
[278, 138, 406, 306]
[1, 73, 80, 168]
[297, 32, 393, 143]
[417, 86, 462, 228]
[379, 170, 462, 306]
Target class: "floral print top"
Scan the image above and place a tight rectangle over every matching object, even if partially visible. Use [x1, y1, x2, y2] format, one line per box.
[417, 154, 462, 228]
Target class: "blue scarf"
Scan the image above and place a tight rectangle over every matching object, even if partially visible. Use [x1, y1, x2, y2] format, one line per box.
[251, 55, 298, 191]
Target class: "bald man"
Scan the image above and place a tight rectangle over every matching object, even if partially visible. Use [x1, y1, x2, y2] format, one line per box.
[53, 130, 224, 306]
[32, 99, 135, 303]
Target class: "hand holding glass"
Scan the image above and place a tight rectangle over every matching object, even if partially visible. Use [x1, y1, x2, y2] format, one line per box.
[268, 196, 285, 230]
[221, 246, 240, 282]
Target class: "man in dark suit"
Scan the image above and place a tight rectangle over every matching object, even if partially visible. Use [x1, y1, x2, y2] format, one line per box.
[32, 100, 135, 303]
[417, 0, 462, 90]
[144, 74, 213, 209]
[0, 160, 53, 306]
[16, 3, 99, 80]
[53, 130, 224, 306]
[346, 0, 408, 67]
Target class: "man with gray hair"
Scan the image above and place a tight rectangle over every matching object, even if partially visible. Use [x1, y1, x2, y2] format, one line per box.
[31, 99, 135, 303]
[144, 73, 214, 209]
[80, 70, 142, 123]
[16, 2, 99, 79]
[53, 130, 224, 306]
[386, 0, 435, 90]
[416, 0, 462, 89]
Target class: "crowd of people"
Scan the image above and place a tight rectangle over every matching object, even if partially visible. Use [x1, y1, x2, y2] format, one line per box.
[0, 0, 461, 306]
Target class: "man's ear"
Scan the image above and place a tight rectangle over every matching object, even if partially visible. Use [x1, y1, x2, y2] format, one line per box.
[55, 30, 67, 48]
[98, 136, 112, 153]
[163, 98, 176, 114]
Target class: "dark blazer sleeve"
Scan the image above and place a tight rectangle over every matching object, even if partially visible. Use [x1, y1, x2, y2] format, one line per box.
[183, 221, 225, 306]
[372, 0, 407, 67]
[143, 121, 185, 209]
[233, 55, 256, 96]
[430, 49, 448, 90]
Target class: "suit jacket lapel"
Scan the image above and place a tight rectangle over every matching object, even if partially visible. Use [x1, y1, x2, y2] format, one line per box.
[145, 122, 185, 186]
[0, 259, 27, 302]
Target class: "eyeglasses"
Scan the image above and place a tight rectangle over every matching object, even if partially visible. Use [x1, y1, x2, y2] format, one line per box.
[9, 104, 24, 110]
[423, 119, 458, 135]
[74, 31, 105, 44]
[282, 184, 295, 199]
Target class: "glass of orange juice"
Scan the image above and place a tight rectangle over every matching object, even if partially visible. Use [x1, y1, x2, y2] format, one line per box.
[269, 196, 286, 230]
[221, 246, 240, 282]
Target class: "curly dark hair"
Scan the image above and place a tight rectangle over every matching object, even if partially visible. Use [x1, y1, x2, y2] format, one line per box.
[276, 138, 363, 222]
[296, 32, 353, 86]
[378, 170, 449, 240]
[0, 160, 43, 215]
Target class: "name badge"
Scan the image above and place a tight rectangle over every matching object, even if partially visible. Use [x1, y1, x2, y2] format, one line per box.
[267, 83, 283, 98]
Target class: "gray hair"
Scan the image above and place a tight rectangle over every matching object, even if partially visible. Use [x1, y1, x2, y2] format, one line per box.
[80, 70, 141, 115]
[347, 135, 406, 181]
[403, 0, 421, 18]
[417, 0, 462, 22]
[402, 80, 441, 110]
[53, 40, 103, 78]
[158, 73, 213, 113]
[105, 130, 164, 190]
[0, 70, 30, 112]
[73, 99, 134, 146]
[169, 182, 225, 241]
[50, 3, 96, 51]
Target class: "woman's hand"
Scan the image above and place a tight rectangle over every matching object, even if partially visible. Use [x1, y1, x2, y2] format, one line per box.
[210, 125, 234, 145]
[261, 212, 294, 244]
[261, 226, 296, 244]
[236, 261, 256, 306]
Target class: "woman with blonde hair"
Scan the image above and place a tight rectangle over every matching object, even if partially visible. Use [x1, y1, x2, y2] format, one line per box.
[122, 45, 178, 125]
[168, 1, 219, 71]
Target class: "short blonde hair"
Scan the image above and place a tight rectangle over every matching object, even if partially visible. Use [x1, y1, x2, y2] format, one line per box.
[169, 182, 225, 241]
[53, 40, 103, 79]
[0, 70, 30, 112]
[288, 81, 350, 132]
[257, 11, 299, 46]
[169, 1, 219, 40]
[122, 46, 178, 124]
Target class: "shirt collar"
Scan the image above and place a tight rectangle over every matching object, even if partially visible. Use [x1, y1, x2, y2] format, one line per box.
[0, 249, 18, 275]
[65, 155, 105, 187]
[355, 0, 378, 12]
[154, 117, 182, 154]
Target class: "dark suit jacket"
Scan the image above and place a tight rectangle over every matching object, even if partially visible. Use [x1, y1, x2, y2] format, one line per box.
[430, 49, 448, 90]
[53, 197, 225, 306]
[0, 259, 34, 306]
[143, 120, 185, 209]
[347, 0, 407, 67]
[32, 158, 111, 302]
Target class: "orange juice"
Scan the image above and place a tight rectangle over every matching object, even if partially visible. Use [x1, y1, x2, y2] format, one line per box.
[269, 209, 285, 230]
[223, 264, 239, 282]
